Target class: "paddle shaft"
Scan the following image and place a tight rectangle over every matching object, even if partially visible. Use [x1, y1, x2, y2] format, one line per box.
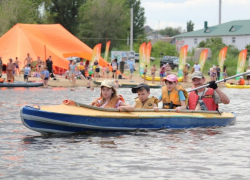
[76, 102, 219, 114]
[188, 71, 250, 93]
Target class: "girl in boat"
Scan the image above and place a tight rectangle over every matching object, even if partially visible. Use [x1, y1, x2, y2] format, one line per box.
[159, 74, 188, 112]
[91, 79, 134, 112]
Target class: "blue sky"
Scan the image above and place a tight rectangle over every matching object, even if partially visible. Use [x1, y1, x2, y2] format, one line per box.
[141, 0, 250, 31]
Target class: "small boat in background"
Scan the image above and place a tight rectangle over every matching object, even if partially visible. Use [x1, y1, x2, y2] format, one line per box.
[225, 83, 250, 89]
[141, 75, 183, 82]
[0, 81, 43, 87]
[93, 80, 161, 88]
[20, 100, 236, 135]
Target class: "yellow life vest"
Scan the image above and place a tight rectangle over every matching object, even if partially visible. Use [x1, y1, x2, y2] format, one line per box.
[134, 96, 158, 109]
[78, 65, 85, 70]
[162, 85, 189, 109]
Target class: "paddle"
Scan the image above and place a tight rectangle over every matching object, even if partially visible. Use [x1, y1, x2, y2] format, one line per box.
[75, 102, 219, 114]
[187, 71, 250, 93]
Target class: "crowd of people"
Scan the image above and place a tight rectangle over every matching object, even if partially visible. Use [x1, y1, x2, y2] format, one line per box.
[91, 71, 230, 112]
[0, 53, 56, 88]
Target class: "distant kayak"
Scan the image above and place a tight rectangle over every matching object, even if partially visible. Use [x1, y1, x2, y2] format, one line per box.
[225, 83, 250, 89]
[93, 80, 161, 88]
[0, 81, 43, 87]
[141, 75, 183, 82]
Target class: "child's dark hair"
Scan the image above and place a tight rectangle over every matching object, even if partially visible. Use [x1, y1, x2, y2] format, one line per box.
[136, 87, 149, 93]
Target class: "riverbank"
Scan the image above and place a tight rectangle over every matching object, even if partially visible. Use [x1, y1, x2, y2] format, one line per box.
[1, 71, 234, 88]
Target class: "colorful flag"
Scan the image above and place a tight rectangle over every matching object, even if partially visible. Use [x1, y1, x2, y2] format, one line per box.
[104, 41, 110, 62]
[145, 42, 152, 67]
[218, 47, 228, 80]
[91, 43, 102, 62]
[199, 49, 208, 72]
[236, 49, 247, 80]
[178, 45, 188, 77]
[139, 42, 146, 75]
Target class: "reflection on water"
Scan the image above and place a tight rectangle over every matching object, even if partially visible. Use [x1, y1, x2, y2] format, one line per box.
[0, 87, 250, 179]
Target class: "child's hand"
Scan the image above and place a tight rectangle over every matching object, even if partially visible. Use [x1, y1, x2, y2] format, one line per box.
[117, 106, 125, 112]
[175, 107, 181, 112]
[153, 107, 159, 112]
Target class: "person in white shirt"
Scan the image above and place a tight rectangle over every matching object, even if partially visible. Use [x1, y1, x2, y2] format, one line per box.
[193, 62, 201, 72]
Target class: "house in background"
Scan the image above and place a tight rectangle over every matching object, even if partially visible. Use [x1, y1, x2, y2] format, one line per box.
[174, 20, 250, 52]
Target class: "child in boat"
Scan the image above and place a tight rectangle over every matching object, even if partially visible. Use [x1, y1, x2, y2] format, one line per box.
[132, 83, 158, 111]
[159, 74, 188, 112]
[238, 76, 245, 85]
[91, 79, 134, 111]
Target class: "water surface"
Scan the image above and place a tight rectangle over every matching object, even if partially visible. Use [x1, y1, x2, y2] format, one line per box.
[0, 87, 250, 179]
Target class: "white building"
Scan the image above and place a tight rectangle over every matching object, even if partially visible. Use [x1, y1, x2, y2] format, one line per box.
[174, 20, 250, 51]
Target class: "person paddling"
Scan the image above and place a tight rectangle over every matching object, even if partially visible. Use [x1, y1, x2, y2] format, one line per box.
[91, 79, 134, 112]
[188, 71, 230, 111]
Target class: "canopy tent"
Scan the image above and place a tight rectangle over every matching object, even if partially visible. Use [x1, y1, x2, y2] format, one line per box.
[0, 23, 108, 72]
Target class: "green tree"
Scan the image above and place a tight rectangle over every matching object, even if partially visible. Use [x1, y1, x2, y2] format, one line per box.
[45, 0, 86, 35]
[0, 0, 41, 35]
[126, 0, 146, 40]
[151, 41, 177, 58]
[158, 27, 183, 37]
[77, 0, 130, 49]
[186, 20, 194, 32]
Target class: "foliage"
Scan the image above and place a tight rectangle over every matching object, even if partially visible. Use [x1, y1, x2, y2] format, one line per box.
[126, 0, 146, 40]
[0, 0, 42, 36]
[186, 20, 194, 32]
[151, 41, 177, 58]
[158, 27, 183, 37]
[44, 0, 86, 35]
[77, 0, 130, 49]
[245, 44, 250, 54]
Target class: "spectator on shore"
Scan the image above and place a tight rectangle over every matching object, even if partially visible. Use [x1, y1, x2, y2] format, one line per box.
[24, 53, 33, 66]
[7, 58, 15, 82]
[119, 59, 125, 74]
[151, 64, 156, 84]
[183, 64, 189, 83]
[111, 58, 118, 79]
[128, 59, 135, 82]
[166, 63, 172, 75]
[246, 66, 250, 85]
[223, 66, 227, 79]
[192, 61, 200, 72]
[14, 57, 21, 77]
[216, 65, 221, 80]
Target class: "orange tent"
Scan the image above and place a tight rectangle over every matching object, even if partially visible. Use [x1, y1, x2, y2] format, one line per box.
[0, 23, 108, 71]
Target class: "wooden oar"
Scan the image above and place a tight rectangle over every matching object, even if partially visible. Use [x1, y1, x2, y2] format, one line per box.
[75, 102, 219, 114]
[188, 71, 250, 93]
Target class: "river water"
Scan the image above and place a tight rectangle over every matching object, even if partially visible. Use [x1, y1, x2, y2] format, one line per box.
[0, 87, 249, 179]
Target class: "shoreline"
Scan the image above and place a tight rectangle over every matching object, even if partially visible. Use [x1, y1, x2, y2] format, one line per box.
[1, 72, 235, 88]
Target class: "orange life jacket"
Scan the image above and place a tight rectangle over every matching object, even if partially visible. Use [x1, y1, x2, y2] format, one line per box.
[239, 79, 245, 85]
[162, 85, 188, 109]
[92, 95, 125, 108]
[0, 78, 4, 83]
[188, 88, 218, 111]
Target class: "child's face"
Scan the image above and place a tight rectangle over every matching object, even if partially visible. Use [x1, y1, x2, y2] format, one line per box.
[165, 81, 176, 91]
[101, 86, 113, 99]
[137, 89, 150, 102]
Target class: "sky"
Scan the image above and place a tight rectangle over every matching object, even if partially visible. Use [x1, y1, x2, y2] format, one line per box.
[140, 0, 250, 31]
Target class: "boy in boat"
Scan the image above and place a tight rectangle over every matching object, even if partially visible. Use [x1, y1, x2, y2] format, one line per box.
[237, 76, 245, 85]
[91, 79, 134, 111]
[132, 83, 158, 111]
[159, 74, 188, 112]
[188, 71, 230, 111]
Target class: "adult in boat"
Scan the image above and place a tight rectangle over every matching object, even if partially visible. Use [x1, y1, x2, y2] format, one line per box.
[91, 79, 134, 112]
[159, 74, 188, 112]
[237, 76, 245, 85]
[189, 71, 230, 111]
